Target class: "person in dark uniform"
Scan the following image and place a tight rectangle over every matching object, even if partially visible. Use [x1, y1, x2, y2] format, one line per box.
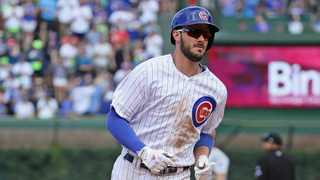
[254, 132, 295, 180]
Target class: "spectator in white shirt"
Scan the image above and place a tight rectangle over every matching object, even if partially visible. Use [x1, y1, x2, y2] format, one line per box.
[14, 94, 35, 119]
[70, 73, 96, 115]
[138, 0, 159, 25]
[36, 89, 59, 120]
[92, 36, 114, 75]
[143, 27, 163, 58]
[113, 61, 132, 86]
[2, 0, 24, 41]
[11, 54, 34, 90]
[70, 0, 93, 40]
[56, 0, 79, 40]
[59, 36, 78, 76]
[109, 6, 137, 30]
[0, 59, 12, 83]
[2, 72, 19, 92]
[288, 14, 304, 35]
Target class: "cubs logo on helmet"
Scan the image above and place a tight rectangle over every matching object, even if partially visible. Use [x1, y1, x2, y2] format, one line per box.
[192, 96, 216, 127]
[199, 11, 208, 20]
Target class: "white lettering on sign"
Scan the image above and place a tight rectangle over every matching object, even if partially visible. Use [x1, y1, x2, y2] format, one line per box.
[268, 61, 320, 96]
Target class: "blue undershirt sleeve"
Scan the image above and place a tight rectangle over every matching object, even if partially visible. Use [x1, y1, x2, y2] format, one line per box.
[106, 108, 146, 154]
[194, 133, 214, 152]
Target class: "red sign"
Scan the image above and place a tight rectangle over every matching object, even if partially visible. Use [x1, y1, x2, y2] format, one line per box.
[207, 46, 320, 108]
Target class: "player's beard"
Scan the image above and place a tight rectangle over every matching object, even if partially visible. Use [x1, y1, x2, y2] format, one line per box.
[180, 36, 206, 62]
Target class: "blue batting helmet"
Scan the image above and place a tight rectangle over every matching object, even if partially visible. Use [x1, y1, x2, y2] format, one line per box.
[170, 6, 220, 51]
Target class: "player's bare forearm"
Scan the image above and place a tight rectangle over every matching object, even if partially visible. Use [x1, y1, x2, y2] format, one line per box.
[194, 146, 210, 160]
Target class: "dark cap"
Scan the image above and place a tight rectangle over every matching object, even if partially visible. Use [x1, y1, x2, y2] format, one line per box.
[261, 132, 282, 146]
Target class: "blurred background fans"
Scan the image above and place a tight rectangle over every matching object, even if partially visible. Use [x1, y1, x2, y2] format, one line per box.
[1, 0, 320, 180]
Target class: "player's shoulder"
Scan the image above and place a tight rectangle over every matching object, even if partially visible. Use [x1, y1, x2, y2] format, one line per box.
[204, 68, 228, 92]
[136, 54, 172, 67]
[127, 54, 172, 79]
[204, 66, 225, 81]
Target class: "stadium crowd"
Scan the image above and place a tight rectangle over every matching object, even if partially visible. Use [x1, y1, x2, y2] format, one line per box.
[218, 0, 320, 34]
[0, 0, 180, 119]
[0, 0, 318, 119]
[218, 0, 319, 19]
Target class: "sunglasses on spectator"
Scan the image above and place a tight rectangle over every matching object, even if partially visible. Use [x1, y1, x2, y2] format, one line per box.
[176, 28, 212, 41]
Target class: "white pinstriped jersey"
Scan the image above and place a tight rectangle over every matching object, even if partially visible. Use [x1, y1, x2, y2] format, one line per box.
[110, 54, 227, 179]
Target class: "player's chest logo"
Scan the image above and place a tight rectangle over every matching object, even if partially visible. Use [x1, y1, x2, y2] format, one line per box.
[192, 96, 216, 127]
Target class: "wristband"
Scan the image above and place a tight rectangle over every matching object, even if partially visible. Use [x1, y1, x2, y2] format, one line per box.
[194, 133, 214, 152]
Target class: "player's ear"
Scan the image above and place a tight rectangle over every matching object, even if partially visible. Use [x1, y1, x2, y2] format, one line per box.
[172, 29, 181, 44]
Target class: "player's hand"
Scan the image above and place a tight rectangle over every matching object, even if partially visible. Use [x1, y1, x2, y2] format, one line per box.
[194, 155, 213, 180]
[137, 146, 176, 174]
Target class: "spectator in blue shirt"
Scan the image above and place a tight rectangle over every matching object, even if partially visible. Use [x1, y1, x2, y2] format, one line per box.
[92, 4, 109, 25]
[7, 39, 22, 65]
[253, 14, 272, 33]
[75, 46, 93, 77]
[37, 0, 57, 31]
[60, 92, 73, 118]
[264, 0, 286, 18]
[87, 83, 104, 115]
[242, 0, 260, 18]
[219, 0, 241, 17]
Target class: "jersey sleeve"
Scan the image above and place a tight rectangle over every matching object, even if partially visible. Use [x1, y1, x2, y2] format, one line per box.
[201, 88, 227, 134]
[254, 156, 268, 180]
[111, 64, 147, 121]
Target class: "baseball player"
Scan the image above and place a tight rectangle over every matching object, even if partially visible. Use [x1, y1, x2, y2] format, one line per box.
[107, 6, 227, 180]
[208, 147, 230, 180]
